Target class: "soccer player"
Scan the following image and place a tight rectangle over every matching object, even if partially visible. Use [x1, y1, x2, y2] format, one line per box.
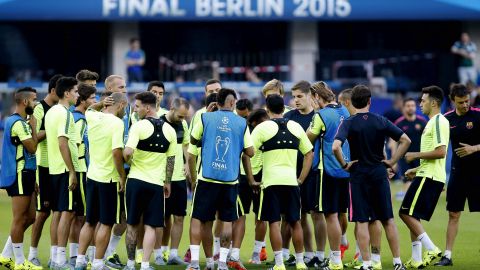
[235, 99, 253, 118]
[158, 98, 190, 266]
[76, 70, 99, 87]
[338, 89, 355, 116]
[285, 81, 325, 268]
[307, 82, 350, 270]
[123, 92, 176, 270]
[186, 88, 254, 270]
[27, 75, 61, 267]
[333, 85, 410, 270]
[436, 84, 480, 266]
[74, 93, 127, 270]
[68, 84, 97, 265]
[262, 79, 293, 114]
[400, 86, 449, 268]
[131, 81, 168, 125]
[45, 77, 80, 270]
[0, 87, 40, 270]
[252, 94, 313, 270]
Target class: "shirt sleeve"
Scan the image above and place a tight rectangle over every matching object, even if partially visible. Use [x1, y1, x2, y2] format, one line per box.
[187, 143, 199, 156]
[33, 104, 43, 133]
[243, 127, 253, 149]
[57, 111, 70, 138]
[384, 117, 404, 142]
[165, 124, 177, 157]
[182, 121, 190, 145]
[251, 125, 264, 151]
[12, 121, 32, 141]
[74, 119, 86, 143]
[112, 119, 125, 150]
[190, 117, 204, 141]
[308, 113, 325, 136]
[432, 116, 449, 148]
[334, 119, 350, 143]
[298, 128, 314, 155]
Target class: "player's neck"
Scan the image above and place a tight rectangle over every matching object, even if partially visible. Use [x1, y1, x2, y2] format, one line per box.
[44, 95, 56, 106]
[298, 106, 313, 115]
[356, 108, 369, 113]
[75, 105, 86, 114]
[428, 108, 440, 118]
[58, 99, 70, 108]
[455, 108, 468, 116]
[15, 108, 27, 119]
[270, 113, 283, 119]
[405, 114, 416, 121]
[165, 111, 173, 122]
[145, 111, 158, 119]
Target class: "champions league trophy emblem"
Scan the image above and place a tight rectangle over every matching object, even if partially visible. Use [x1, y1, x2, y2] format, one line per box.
[215, 136, 230, 162]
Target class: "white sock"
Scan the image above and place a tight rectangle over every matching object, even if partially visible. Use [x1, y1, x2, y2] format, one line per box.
[213, 237, 220, 255]
[230, 248, 240, 261]
[362, 260, 372, 267]
[160, 246, 168, 253]
[69, 243, 79, 258]
[170, 249, 178, 258]
[190, 245, 200, 262]
[92, 258, 103, 269]
[28, 247, 38, 261]
[371, 253, 380, 263]
[274, 251, 283, 266]
[57, 247, 67, 265]
[331, 250, 341, 265]
[219, 248, 229, 263]
[412, 241, 422, 262]
[282, 248, 289, 259]
[253, 241, 263, 254]
[12, 243, 25, 264]
[295, 253, 304, 264]
[154, 249, 162, 258]
[206, 257, 213, 267]
[2, 237, 13, 258]
[76, 255, 86, 266]
[50, 246, 57, 263]
[140, 261, 149, 269]
[305, 251, 314, 260]
[341, 234, 348, 246]
[393, 257, 402, 265]
[417, 232, 436, 251]
[127, 260, 135, 267]
[86, 246, 94, 262]
[316, 251, 325, 260]
[444, 250, 452, 259]
[106, 234, 122, 257]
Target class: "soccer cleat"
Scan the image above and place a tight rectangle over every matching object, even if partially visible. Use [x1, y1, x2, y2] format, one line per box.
[216, 262, 228, 270]
[267, 264, 286, 270]
[370, 261, 382, 270]
[203, 263, 214, 270]
[167, 256, 187, 265]
[227, 259, 246, 270]
[135, 251, 143, 264]
[74, 261, 87, 270]
[29, 258, 42, 268]
[69, 257, 77, 268]
[15, 261, 43, 270]
[393, 263, 407, 270]
[0, 256, 14, 270]
[105, 254, 125, 269]
[121, 265, 134, 270]
[329, 261, 345, 270]
[153, 256, 165, 266]
[139, 267, 154, 270]
[162, 250, 169, 262]
[248, 252, 261, 264]
[434, 256, 453, 266]
[260, 247, 268, 261]
[183, 249, 191, 263]
[340, 243, 349, 259]
[422, 247, 442, 266]
[285, 254, 296, 266]
[184, 264, 199, 270]
[213, 253, 219, 262]
[404, 259, 424, 269]
[306, 256, 321, 268]
[345, 253, 362, 269]
[358, 267, 373, 270]
[55, 262, 74, 270]
[295, 262, 308, 270]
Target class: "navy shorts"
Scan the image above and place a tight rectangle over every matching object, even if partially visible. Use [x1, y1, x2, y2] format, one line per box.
[86, 179, 119, 226]
[191, 180, 239, 222]
[75, 172, 87, 216]
[258, 185, 301, 224]
[51, 172, 83, 213]
[318, 171, 349, 214]
[36, 166, 52, 211]
[349, 164, 393, 222]
[126, 178, 165, 227]
[237, 172, 263, 216]
[447, 168, 480, 212]
[300, 170, 317, 213]
[165, 180, 187, 217]
[6, 170, 36, 197]
[400, 176, 444, 221]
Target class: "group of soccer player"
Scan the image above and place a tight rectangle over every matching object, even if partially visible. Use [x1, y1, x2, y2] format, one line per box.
[0, 71, 479, 270]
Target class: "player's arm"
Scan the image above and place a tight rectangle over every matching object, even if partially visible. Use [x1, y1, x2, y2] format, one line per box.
[306, 114, 324, 144]
[14, 121, 37, 154]
[189, 116, 204, 147]
[113, 121, 126, 191]
[298, 128, 314, 184]
[58, 136, 76, 188]
[406, 145, 446, 162]
[242, 127, 254, 158]
[333, 119, 357, 170]
[454, 142, 480, 158]
[89, 96, 113, 111]
[385, 134, 411, 167]
[30, 106, 45, 142]
[187, 144, 198, 189]
[405, 118, 447, 162]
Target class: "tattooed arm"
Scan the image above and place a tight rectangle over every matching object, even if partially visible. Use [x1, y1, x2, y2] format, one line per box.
[164, 156, 175, 198]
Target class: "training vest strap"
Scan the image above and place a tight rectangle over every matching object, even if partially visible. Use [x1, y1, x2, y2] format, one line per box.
[260, 118, 299, 152]
[137, 117, 170, 153]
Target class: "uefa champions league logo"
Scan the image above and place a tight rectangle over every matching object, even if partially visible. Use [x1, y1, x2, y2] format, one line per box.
[222, 117, 229, 125]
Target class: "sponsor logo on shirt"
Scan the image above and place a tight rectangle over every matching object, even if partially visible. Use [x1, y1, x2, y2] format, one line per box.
[466, 122, 473, 129]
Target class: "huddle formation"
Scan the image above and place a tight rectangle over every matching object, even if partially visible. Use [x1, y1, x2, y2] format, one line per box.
[0, 73, 479, 270]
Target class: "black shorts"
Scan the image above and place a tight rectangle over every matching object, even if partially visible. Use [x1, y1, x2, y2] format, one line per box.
[36, 166, 52, 211]
[300, 170, 317, 213]
[6, 170, 36, 197]
[191, 180, 238, 222]
[258, 185, 301, 224]
[51, 172, 83, 213]
[318, 171, 349, 214]
[85, 179, 120, 226]
[75, 172, 87, 216]
[349, 164, 393, 222]
[237, 172, 263, 216]
[118, 168, 129, 215]
[400, 177, 444, 221]
[447, 169, 480, 212]
[165, 180, 188, 217]
[126, 178, 165, 227]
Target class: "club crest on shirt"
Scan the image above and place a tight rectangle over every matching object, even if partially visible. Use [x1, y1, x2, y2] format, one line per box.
[363, 115, 368, 120]
[466, 122, 473, 129]
[415, 124, 422, 130]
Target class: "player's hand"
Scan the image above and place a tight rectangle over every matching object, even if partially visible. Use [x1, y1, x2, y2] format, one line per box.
[249, 181, 261, 194]
[297, 178, 305, 185]
[405, 168, 416, 180]
[103, 96, 114, 107]
[68, 171, 77, 191]
[382, 159, 395, 168]
[206, 102, 217, 112]
[35, 183, 39, 195]
[29, 116, 37, 130]
[344, 160, 358, 172]
[387, 168, 396, 180]
[455, 142, 478, 158]
[118, 176, 126, 192]
[190, 181, 197, 193]
[164, 183, 171, 198]
[404, 152, 417, 163]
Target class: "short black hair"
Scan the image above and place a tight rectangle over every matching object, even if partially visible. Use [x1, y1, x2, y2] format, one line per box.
[291, 80, 311, 94]
[171, 97, 190, 110]
[205, 79, 222, 91]
[130, 38, 139, 44]
[205, 93, 218, 106]
[135, 91, 157, 106]
[147, 81, 165, 92]
[48, 74, 64, 94]
[422, 85, 444, 106]
[217, 88, 237, 106]
[449, 83, 470, 100]
[236, 99, 253, 111]
[351, 85, 371, 109]
[247, 109, 268, 125]
[55, 77, 78, 99]
[16, 87, 36, 94]
[15, 87, 36, 104]
[403, 97, 416, 106]
[266, 94, 285, 114]
[76, 70, 99, 82]
[75, 84, 97, 106]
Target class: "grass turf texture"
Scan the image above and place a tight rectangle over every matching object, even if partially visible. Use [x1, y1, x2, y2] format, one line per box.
[0, 182, 479, 270]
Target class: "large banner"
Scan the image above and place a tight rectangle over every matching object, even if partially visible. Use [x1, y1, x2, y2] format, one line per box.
[0, 0, 479, 21]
